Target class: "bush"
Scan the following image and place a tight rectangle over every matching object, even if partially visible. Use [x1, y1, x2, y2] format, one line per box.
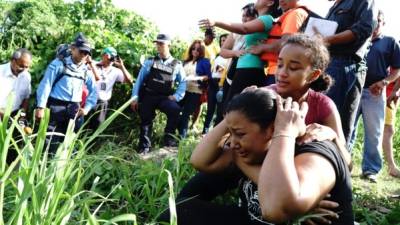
[0, 0, 187, 113]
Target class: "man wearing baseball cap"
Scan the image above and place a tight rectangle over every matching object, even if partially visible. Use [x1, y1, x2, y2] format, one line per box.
[88, 46, 133, 130]
[131, 33, 186, 154]
[36, 32, 98, 153]
[154, 33, 171, 44]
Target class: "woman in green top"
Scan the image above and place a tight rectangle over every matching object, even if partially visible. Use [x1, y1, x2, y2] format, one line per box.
[200, 0, 281, 106]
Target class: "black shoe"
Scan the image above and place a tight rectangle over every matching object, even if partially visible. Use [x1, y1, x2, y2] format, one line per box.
[164, 139, 178, 148]
[361, 172, 377, 183]
[138, 147, 150, 154]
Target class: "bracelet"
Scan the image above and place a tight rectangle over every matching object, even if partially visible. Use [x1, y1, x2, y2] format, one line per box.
[271, 134, 296, 139]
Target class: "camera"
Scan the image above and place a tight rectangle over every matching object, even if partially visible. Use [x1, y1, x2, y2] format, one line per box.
[110, 55, 120, 62]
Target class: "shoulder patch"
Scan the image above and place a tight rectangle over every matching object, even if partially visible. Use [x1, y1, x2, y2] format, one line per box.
[48, 64, 57, 70]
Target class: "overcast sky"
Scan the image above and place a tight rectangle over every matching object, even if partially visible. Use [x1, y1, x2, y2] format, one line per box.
[113, 0, 399, 41]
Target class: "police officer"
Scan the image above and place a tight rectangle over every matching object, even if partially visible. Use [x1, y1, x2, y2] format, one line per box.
[35, 33, 97, 152]
[131, 33, 186, 154]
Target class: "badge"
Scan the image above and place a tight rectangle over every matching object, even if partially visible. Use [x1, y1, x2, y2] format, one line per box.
[100, 82, 106, 91]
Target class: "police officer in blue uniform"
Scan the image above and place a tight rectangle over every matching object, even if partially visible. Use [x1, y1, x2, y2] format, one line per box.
[131, 34, 186, 154]
[36, 33, 97, 152]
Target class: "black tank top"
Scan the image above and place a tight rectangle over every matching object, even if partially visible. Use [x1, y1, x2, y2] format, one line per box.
[295, 141, 354, 225]
[238, 140, 353, 225]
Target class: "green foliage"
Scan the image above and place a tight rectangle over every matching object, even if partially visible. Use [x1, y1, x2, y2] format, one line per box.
[1, 1, 399, 225]
[0, 0, 187, 110]
[0, 99, 137, 224]
[80, 138, 196, 223]
[350, 114, 400, 225]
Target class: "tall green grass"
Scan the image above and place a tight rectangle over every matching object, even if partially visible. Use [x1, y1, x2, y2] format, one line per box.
[0, 99, 138, 224]
[2, 95, 399, 225]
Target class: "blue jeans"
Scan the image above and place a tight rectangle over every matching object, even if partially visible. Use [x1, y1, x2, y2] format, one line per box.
[326, 57, 367, 148]
[351, 88, 385, 174]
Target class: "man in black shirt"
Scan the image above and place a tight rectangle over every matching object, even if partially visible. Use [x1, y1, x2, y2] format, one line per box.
[323, 0, 375, 148]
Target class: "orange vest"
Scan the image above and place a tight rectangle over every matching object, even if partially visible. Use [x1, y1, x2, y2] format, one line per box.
[261, 6, 309, 75]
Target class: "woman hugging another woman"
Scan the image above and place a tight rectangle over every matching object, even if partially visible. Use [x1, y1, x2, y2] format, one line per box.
[160, 34, 354, 225]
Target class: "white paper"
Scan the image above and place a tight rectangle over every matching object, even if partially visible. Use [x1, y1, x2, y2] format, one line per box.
[304, 17, 338, 37]
[185, 76, 205, 81]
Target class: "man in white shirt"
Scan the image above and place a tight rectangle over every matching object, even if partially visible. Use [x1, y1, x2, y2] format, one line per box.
[0, 48, 32, 118]
[89, 47, 133, 129]
[0, 48, 32, 164]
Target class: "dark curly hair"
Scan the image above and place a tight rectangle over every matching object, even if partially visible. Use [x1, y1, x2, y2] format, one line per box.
[268, 0, 282, 18]
[242, 3, 259, 18]
[282, 34, 333, 92]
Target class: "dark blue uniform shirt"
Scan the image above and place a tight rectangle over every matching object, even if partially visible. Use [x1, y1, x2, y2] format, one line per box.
[365, 36, 400, 88]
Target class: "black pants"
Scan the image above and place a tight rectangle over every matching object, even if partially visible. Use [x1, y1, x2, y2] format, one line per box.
[225, 68, 268, 105]
[177, 171, 240, 201]
[178, 92, 201, 137]
[158, 198, 250, 225]
[215, 80, 230, 124]
[46, 97, 81, 154]
[159, 171, 261, 225]
[203, 78, 222, 132]
[138, 92, 181, 150]
[6, 110, 24, 164]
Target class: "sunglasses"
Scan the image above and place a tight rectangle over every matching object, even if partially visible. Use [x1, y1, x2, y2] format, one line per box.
[191, 47, 201, 52]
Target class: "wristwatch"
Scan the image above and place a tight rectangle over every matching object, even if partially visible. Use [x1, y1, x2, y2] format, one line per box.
[382, 79, 389, 86]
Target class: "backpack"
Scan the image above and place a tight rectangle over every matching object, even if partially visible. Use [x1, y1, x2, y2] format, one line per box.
[51, 44, 87, 89]
[270, 6, 323, 38]
[261, 6, 323, 74]
[297, 6, 323, 32]
[56, 44, 71, 60]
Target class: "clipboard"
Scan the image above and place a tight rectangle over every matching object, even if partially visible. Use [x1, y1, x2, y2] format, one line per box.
[304, 17, 338, 37]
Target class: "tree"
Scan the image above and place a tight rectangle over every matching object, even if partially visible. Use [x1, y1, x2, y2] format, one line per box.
[0, 0, 187, 109]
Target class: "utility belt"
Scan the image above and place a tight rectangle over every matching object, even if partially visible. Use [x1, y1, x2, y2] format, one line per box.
[47, 97, 80, 120]
[48, 97, 80, 107]
[143, 87, 172, 97]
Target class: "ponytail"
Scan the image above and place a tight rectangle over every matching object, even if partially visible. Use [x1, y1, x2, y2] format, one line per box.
[310, 73, 333, 92]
